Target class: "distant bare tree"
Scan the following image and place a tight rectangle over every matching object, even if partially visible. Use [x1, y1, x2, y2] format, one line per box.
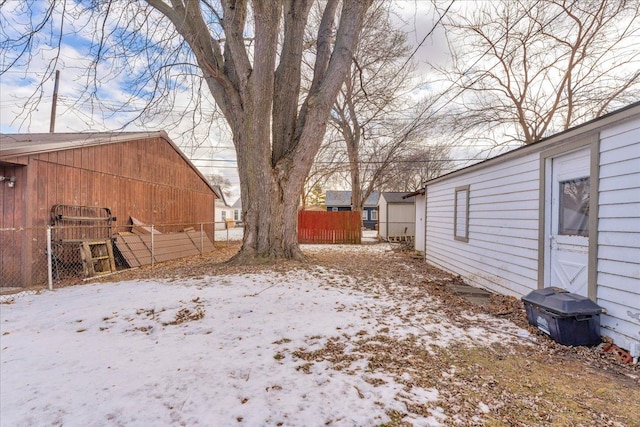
[205, 174, 233, 199]
[302, 136, 345, 208]
[435, 0, 640, 145]
[379, 144, 454, 192]
[327, 1, 428, 211]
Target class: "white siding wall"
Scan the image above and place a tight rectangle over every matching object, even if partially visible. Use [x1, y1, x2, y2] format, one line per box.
[214, 201, 234, 230]
[387, 205, 416, 237]
[597, 117, 640, 349]
[378, 196, 388, 238]
[415, 194, 426, 252]
[425, 153, 541, 297]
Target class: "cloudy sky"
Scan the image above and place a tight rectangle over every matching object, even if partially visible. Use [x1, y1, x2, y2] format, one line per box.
[0, 1, 455, 201]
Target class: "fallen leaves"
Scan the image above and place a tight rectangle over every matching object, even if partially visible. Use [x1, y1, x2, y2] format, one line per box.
[90, 241, 640, 426]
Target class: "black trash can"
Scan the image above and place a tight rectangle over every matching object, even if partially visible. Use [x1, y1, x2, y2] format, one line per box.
[521, 287, 604, 346]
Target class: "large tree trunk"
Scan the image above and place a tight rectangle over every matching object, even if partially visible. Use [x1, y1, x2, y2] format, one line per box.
[145, 0, 372, 262]
[235, 126, 307, 261]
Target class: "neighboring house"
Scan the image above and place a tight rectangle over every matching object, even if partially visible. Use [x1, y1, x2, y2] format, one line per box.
[378, 192, 415, 241]
[417, 102, 640, 351]
[231, 197, 243, 224]
[0, 131, 218, 288]
[213, 186, 234, 229]
[325, 190, 379, 230]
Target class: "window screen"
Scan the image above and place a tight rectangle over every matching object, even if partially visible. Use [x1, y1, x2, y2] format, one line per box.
[559, 177, 589, 237]
[362, 210, 368, 221]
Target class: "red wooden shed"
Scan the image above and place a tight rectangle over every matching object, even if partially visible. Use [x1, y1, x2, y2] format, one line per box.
[0, 131, 218, 288]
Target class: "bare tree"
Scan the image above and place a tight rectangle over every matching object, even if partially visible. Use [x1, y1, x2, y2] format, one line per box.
[205, 173, 233, 199]
[435, 0, 640, 145]
[1, 0, 372, 261]
[379, 144, 454, 192]
[327, 1, 426, 212]
[302, 135, 346, 209]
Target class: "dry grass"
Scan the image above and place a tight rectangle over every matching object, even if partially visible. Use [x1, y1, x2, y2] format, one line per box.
[94, 241, 639, 426]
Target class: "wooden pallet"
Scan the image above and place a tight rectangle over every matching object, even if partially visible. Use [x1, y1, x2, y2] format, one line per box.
[80, 240, 116, 277]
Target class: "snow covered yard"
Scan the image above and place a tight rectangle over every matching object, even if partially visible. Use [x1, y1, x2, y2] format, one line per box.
[1, 243, 638, 426]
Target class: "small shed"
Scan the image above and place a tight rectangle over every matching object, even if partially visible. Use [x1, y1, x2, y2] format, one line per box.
[403, 189, 426, 253]
[378, 192, 415, 241]
[325, 190, 379, 230]
[0, 131, 218, 288]
[418, 102, 640, 351]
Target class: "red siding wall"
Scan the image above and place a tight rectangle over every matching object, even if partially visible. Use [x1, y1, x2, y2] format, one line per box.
[1, 136, 216, 287]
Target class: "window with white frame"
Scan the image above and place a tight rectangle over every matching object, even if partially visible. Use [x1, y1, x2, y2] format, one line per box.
[454, 185, 470, 242]
[371, 209, 378, 221]
[362, 210, 368, 221]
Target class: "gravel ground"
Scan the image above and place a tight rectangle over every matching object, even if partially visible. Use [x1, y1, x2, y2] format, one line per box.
[92, 241, 639, 426]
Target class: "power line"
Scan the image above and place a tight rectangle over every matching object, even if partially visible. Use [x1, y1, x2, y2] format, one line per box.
[400, 0, 558, 142]
[189, 158, 486, 164]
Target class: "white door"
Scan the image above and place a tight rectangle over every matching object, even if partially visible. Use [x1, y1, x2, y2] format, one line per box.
[548, 149, 591, 297]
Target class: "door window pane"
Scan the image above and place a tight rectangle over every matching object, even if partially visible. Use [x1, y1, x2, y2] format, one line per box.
[559, 177, 589, 237]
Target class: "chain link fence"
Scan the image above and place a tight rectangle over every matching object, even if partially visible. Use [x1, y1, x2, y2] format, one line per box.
[1, 221, 244, 296]
[0, 227, 50, 299]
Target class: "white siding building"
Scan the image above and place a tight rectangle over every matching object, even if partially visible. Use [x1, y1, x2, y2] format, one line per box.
[378, 192, 415, 241]
[419, 102, 640, 351]
[212, 186, 234, 230]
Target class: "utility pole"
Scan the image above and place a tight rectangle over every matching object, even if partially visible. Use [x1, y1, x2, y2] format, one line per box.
[49, 70, 60, 133]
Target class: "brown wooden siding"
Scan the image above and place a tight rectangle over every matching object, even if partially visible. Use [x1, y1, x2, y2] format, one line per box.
[1, 136, 216, 287]
[24, 137, 215, 228]
[0, 164, 27, 284]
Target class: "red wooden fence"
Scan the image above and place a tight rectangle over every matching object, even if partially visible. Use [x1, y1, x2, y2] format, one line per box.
[298, 210, 362, 244]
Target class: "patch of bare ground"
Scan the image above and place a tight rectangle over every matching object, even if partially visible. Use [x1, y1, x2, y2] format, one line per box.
[95, 242, 639, 426]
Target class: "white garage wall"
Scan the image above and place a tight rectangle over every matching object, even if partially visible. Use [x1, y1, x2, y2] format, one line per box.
[425, 153, 541, 297]
[597, 117, 640, 349]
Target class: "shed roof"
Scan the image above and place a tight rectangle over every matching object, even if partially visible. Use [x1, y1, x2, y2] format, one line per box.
[402, 189, 425, 199]
[0, 132, 165, 158]
[0, 131, 218, 198]
[325, 190, 379, 207]
[381, 192, 414, 204]
[231, 198, 242, 209]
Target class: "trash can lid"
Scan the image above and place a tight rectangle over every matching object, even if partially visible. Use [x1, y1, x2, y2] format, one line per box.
[521, 287, 604, 316]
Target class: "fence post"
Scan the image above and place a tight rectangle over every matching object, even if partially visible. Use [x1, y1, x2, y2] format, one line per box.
[46, 226, 53, 291]
[200, 223, 204, 253]
[150, 224, 155, 267]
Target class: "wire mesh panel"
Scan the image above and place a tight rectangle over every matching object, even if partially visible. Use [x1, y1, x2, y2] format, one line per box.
[0, 227, 49, 289]
[1, 222, 218, 293]
[50, 239, 85, 285]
